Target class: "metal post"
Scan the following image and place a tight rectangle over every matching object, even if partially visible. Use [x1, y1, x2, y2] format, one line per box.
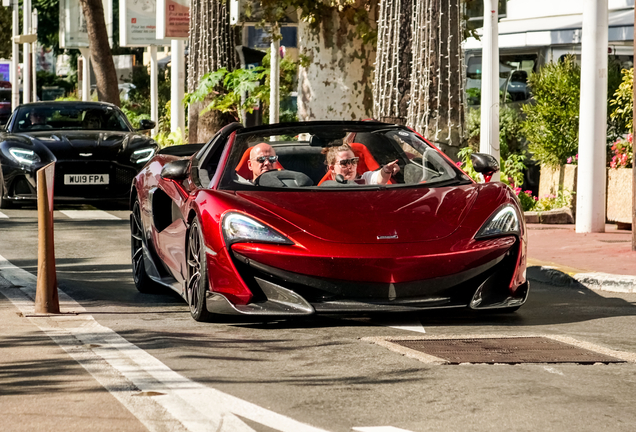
[34, 162, 59, 314]
[170, 39, 185, 134]
[479, 0, 500, 182]
[22, 0, 31, 103]
[11, 0, 19, 111]
[576, 0, 608, 233]
[150, 45, 158, 136]
[632, 4, 636, 250]
[269, 29, 280, 125]
[31, 8, 37, 101]
[79, 48, 91, 101]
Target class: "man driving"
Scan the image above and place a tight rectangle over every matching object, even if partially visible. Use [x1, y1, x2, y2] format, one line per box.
[247, 143, 279, 181]
[29, 109, 51, 130]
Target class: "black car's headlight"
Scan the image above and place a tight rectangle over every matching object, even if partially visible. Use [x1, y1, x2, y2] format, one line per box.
[222, 213, 293, 246]
[9, 148, 41, 165]
[475, 204, 520, 239]
[130, 148, 155, 164]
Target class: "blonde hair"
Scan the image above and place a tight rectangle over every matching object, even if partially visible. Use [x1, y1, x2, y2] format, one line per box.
[322, 143, 354, 166]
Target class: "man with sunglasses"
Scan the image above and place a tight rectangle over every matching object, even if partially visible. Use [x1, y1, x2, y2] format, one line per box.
[247, 143, 280, 181]
[325, 144, 399, 185]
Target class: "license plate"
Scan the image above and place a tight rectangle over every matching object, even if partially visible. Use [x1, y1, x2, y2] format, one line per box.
[64, 174, 109, 185]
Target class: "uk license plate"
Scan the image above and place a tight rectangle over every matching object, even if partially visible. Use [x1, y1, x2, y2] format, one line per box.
[63, 174, 109, 185]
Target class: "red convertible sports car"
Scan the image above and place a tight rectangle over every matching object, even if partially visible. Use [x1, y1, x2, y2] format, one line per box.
[130, 121, 528, 321]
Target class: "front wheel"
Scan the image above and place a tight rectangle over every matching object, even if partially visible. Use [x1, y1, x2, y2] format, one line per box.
[131, 199, 161, 293]
[186, 217, 214, 322]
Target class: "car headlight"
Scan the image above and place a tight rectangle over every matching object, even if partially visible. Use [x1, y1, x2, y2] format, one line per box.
[9, 148, 41, 165]
[130, 148, 155, 164]
[475, 204, 520, 239]
[222, 213, 293, 246]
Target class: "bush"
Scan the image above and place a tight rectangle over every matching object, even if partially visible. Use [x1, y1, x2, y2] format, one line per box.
[608, 66, 632, 140]
[465, 105, 526, 159]
[522, 56, 580, 168]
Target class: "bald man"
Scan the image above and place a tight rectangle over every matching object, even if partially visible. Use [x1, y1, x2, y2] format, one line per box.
[247, 143, 279, 181]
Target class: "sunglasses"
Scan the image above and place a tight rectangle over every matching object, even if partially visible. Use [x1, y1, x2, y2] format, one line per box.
[338, 157, 359, 167]
[252, 155, 278, 164]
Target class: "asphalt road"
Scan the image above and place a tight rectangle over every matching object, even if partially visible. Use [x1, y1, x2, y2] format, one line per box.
[2, 205, 636, 432]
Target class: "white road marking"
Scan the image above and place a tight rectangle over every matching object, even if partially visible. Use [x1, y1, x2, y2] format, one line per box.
[0, 211, 8, 218]
[59, 210, 121, 220]
[543, 366, 564, 376]
[0, 255, 328, 432]
[352, 427, 415, 432]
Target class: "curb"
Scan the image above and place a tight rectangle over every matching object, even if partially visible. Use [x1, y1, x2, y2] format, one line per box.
[527, 266, 636, 293]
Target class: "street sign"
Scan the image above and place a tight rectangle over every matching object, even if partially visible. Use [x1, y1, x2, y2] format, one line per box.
[156, 0, 189, 40]
[119, 0, 169, 47]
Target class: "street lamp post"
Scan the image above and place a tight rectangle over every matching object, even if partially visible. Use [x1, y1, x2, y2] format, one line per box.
[479, 0, 500, 181]
[576, 0, 608, 233]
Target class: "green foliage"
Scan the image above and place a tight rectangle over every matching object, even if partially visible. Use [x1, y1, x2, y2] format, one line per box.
[154, 128, 185, 148]
[55, 93, 79, 101]
[521, 56, 581, 168]
[501, 152, 526, 188]
[121, 101, 151, 129]
[33, 0, 60, 53]
[533, 189, 575, 212]
[609, 67, 633, 136]
[184, 53, 300, 124]
[464, 105, 526, 159]
[36, 71, 74, 99]
[516, 190, 537, 212]
[184, 67, 268, 122]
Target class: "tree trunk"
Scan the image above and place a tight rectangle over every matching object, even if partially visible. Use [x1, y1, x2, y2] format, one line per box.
[79, 0, 120, 106]
[187, 0, 238, 143]
[298, 3, 378, 121]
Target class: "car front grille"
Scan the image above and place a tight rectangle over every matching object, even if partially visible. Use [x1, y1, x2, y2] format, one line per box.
[53, 160, 137, 199]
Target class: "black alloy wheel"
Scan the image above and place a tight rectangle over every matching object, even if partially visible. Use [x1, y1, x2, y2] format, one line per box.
[186, 217, 214, 322]
[131, 199, 159, 293]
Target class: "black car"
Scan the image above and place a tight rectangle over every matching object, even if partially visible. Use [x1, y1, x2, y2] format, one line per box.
[0, 101, 157, 208]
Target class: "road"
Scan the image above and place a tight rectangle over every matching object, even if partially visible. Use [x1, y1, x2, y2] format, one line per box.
[2, 205, 636, 432]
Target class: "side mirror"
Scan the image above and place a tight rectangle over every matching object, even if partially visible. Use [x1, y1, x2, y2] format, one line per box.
[470, 153, 499, 183]
[161, 159, 190, 180]
[137, 119, 156, 131]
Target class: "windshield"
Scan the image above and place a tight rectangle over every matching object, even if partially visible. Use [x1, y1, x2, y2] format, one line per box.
[219, 123, 471, 190]
[12, 105, 131, 132]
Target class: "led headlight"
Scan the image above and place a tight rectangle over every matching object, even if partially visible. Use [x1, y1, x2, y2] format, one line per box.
[475, 204, 520, 239]
[9, 148, 41, 165]
[130, 148, 155, 164]
[222, 213, 293, 246]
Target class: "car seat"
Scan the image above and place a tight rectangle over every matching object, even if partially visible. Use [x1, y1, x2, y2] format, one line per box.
[317, 142, 383, 185]
[235, 146, 284, 180]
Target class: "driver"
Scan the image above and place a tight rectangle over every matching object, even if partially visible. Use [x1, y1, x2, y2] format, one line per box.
[247, 143, 279, 181]
[29, 109, 51, 129]
[324, 144, 400, 185]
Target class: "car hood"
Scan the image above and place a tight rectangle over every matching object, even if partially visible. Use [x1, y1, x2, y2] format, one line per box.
[28, 131, 128, 153]
[235, 184, 480, 244]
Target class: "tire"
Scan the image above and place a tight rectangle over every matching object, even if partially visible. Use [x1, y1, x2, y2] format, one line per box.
[131, 199, 161, 293]
[186, 217, 214, 322]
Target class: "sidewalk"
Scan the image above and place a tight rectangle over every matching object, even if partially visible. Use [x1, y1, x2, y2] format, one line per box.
[526, 223, 636, 292]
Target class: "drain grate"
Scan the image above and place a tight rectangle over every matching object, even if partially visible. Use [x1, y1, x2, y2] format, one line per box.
[391, 337, 625, 364]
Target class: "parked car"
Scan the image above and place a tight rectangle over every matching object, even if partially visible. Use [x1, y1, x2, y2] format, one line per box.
[130, 121, 529, 322]
[0, 101, 157, 208]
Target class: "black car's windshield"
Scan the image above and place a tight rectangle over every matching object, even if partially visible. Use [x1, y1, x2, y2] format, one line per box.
[12, 105, 131, 132]
[218, 123, 470, 190]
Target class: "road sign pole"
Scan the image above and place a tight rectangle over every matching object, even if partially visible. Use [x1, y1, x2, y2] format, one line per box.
[150, 45, 158, 136]
[170, 39, 185, 134]
[22, 0, 31, 103]
[269, 29, 280, 125]
[79, 48, 91, 101]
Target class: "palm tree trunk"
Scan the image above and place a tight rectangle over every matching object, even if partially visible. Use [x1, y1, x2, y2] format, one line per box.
[187, 0, 238, 143]
[79, 0, 120, 106]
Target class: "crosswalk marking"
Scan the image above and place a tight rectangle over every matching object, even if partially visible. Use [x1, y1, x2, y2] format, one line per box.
[0, 212, 8, 219]
[59, 210, 122, 220]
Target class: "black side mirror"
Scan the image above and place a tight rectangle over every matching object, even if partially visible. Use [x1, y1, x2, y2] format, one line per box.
[470, 153, 500, 182]
[137, 119, 156, 131]
[161, 159, 190, 180]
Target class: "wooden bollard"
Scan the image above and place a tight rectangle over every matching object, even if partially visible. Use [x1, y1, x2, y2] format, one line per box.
[34, 162, 59, 314]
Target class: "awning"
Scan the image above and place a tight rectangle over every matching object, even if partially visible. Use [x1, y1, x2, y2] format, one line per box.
[465, 8, 634, 50]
